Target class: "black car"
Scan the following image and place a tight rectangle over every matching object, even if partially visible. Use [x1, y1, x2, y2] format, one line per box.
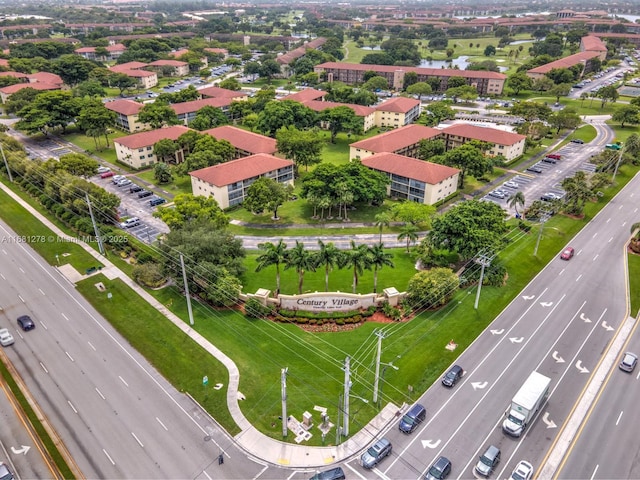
[526, 166, 543, 174]
[129, 185, 143, 193]
[571, 138, 585, 144]
[425, 456, 452, 480]
[541, 157, 557, 164]
[138, 190, 153, 198]
[442, 365, 463, 387]
[149, 197, 167, 207]
[17, 315, 35, 331]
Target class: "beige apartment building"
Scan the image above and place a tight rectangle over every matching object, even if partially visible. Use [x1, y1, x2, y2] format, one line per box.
[114, 125, 191, 169]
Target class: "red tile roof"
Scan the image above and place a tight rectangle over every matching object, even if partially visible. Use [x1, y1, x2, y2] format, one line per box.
[75, 43, 126, 53]
[350, 124, 441, 153]
[442, 123, 527, 145]
[148, 59, 188, 67]
[27, 71, 63, 86]
[580, 35, 608, 52]
[115, 125, 191, 149]
[316, 62, 506, 80]
[0, 59, 9, 68]
[442, 123, 526, 146]
[198, 86, 247, 99]
[0, 83, 59, 94]
[303, 99, 375, 117]
[171, 97, 234, 115]
[527, 51, 600, 74]
[361, 152, 459, 185]
[190, 154, 293, 187]
[204, 126, 277, 154]
[168, 48, 189, 58]
[124, 69, 157, 78]
[104, 99, 144, 116]
[280, 88, 326, 103]
[110, 61, 148, 72]
[204, 47, 228, 55]
[375, 96, 421, 113]
[0, 71, 28, 79]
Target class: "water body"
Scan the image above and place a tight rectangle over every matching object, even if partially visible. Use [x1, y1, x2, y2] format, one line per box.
[419, 55, 508, 72]
[610, 13, 640, 23]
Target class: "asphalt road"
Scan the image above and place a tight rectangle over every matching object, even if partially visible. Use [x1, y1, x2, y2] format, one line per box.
[0, 218, 269, 480]
[319, 169, 639, 480]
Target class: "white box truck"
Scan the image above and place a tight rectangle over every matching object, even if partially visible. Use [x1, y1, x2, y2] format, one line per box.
[502, 371, 550, 437]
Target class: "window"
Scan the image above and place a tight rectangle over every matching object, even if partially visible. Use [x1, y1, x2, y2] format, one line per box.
[138, 148, 144, 152]
[147, 146, 153, 151]
[140, 155, 145, 159]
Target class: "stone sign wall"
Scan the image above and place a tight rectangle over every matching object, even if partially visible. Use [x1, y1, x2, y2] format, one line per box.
[278, 292, 378, 312]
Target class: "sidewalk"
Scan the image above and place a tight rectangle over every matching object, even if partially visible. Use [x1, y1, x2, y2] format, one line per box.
[0, 180, 401, 468]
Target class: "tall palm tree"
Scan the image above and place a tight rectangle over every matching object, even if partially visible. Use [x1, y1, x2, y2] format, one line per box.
[398, 224, 419, 253]
[314, 240, 341, 291]
[508, 191, 526, 218]
[284, 240, 315, 294]
[369, 243, 395, 293]
[338, 240, 372, 294]
[255, 240, 288, 296]
[374, 212, 392, 244]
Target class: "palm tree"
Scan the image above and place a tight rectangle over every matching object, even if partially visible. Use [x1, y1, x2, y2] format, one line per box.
[314, 240, 341, 291]
[338, 240, 372, 294]
[398, 224, 419, 253]
[369, 243, 395, 293]
[255, 240, 288, 296]
[508, 191, 526, 218]
[284, 240, 315, 294]
[374, 212, 392, 243]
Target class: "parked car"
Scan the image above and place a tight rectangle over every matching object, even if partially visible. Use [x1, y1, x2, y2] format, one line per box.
[97, 166, 111, 174]
[309, 467, 345, 480]
[541, 193, 561, 202]
[526, 166, 543, 174]
[149, 197, 166, 206]
[120, 217, 141, 228]
[0, 328, 15, 346]
[425, 456, 452, 480]
[0, 462, 14, 480]
[112, 175, 125, 184]
[398, 403, 426, 434]
[510, 461, 534, 480]
[504, 181, 519, 189]
[129, 185, 143, 193]
[138, 190, 153, 198]
[17, 315, 35, 331]
[541, 157, 557, 164]
[442, 365, 463, 387]
[360, 438, 392, 469]
[475, 445, 500, 477]
[619, 352, 638, 372]
[116, 178, 132, 187]
[560, 247, 574, 260]
[100, 171, 115, 179]
[488, 190, 506, 199]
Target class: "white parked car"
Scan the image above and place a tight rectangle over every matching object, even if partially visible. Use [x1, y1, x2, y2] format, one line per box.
[510, 460, 534, 480]
[0, 328, 15, 346]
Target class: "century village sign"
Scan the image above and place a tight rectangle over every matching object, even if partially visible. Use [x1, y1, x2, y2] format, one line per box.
[243, 288, 404, 312]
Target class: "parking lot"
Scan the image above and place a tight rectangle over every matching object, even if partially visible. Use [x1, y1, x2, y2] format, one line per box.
[95, 174, 170, 244]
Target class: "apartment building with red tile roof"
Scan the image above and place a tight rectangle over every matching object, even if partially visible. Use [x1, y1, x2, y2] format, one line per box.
[314, 62, 506, 95]
[114, 125, 191, 169]
[304, 99, 377, 131]
[75, 43, 126, 61]
[374, 97, 421, 128]
[171, 97, 236, 124]
[27, 71, 63, 86]
[441, 123, 526, 161]
[526, 51, 600, 80]
[280, 88, 327, 103]
[349, 124, 441, 160]
[361, 152, 459, 204]
[104, 99, 148, 133]
[148, 59, 189, 77]
[190, 154, 294, 209]
[204, 126, 277, 157]
[198, 86, 248, 101]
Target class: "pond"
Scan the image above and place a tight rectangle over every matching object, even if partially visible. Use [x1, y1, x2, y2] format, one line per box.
[419, 55, 508, 72]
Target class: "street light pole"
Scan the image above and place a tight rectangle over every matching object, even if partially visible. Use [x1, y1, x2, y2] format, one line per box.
[474, 254, 492, 310]
[533, 211, 551, 257]
[612, 144, 625, 183]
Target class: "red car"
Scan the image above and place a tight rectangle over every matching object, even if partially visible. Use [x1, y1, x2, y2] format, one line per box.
[100, 171, 115, 178]
[560, 247, 574, 260]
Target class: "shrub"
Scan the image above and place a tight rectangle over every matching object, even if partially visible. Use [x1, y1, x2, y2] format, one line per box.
[245, 297, 273, 318]
[407, 267, 460, 309]
[131, 262, 166, 288]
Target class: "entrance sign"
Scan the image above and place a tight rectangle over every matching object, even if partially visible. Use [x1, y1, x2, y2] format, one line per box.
[278, 292, 377, 312]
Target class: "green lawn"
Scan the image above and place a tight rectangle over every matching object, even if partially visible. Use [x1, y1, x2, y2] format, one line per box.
[629, 252, 640, 318]
[61, 129, 127, 166]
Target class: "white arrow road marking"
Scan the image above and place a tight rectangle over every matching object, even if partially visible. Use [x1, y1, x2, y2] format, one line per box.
[490, 329, 504, 335]
[510, 337, 524, 344]
[522, 295, 535, 300]
[10, 445, 30, 455]
[540, 301, 553, 307]
[552, 351, 565, 363]
[421, 439, 441, 449]
[580, 313, 591, 323]
[542, 412, 557, 429]
[471, 382, 488, 390]
[575, 360, 589, 373]
[601, 321, 614, 331]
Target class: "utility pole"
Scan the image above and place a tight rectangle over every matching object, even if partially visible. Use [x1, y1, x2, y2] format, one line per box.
[474, 254, 492, 310]
[85, 193, 105, 255]
[179, 253, 194, 326]
[281, 367, 288, 438]
[0, 142, 12, 182]
[533, 211, 551, 257]
[372, 331, 385, 404]
[342, 356, 351, 437]
[336, 394, 342, 444]
[612, 144, 624, 183]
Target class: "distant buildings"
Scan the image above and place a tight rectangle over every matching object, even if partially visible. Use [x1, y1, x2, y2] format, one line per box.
[526, 35, 608, 80]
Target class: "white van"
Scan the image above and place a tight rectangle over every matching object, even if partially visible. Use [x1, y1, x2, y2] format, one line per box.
[120, 217, 140, 228]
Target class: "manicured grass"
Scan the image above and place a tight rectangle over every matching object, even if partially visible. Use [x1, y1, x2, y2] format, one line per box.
[526, 96, 625, 116]
[0, 183, 100, 272]
[629, 252, 640, 318]
[604, 120, 640, 143]
[61, 130, 127, 166]
[135, 169, 192, 196]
